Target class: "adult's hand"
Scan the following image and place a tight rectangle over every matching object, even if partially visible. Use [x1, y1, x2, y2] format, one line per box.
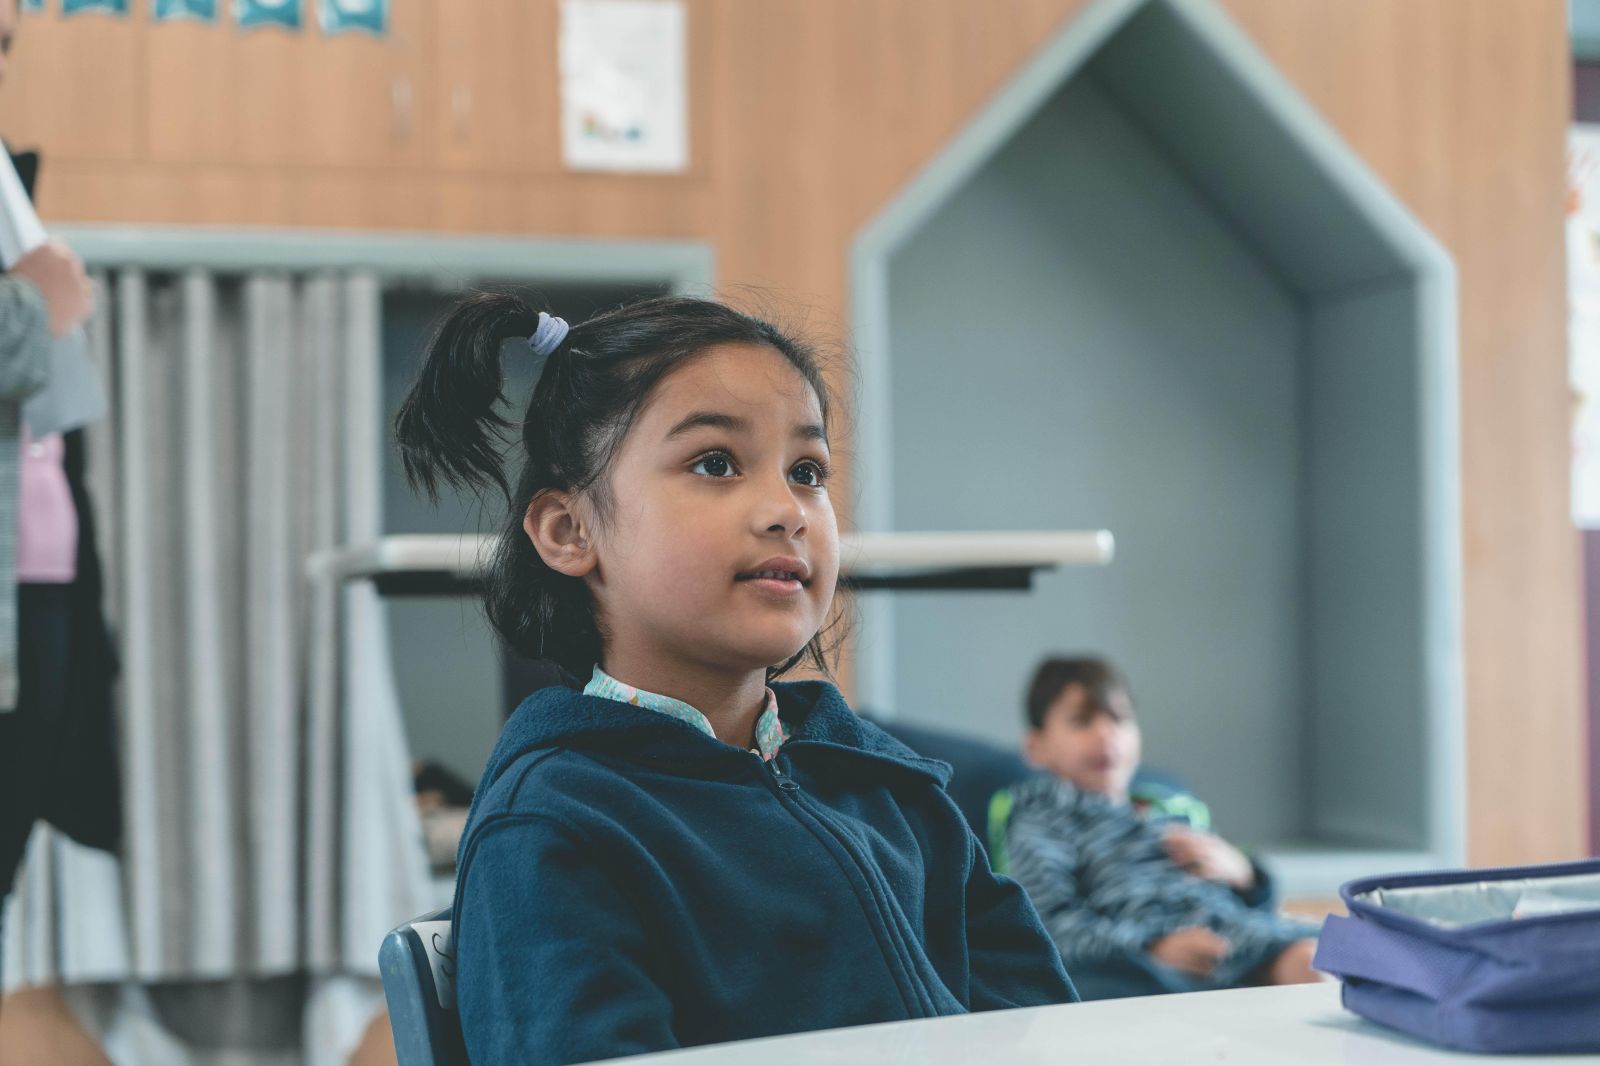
[1148, 926, 1231, 976]
[11, 238, 92, 337]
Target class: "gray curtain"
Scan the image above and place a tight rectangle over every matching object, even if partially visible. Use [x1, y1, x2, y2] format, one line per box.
[3, 268, 434, 1062]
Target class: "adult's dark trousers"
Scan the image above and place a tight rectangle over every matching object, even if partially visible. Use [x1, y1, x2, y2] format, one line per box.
[0, 583, 73, 992]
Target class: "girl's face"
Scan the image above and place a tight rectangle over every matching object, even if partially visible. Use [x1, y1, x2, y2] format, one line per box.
[585, 342, 839, 677]
[1025, 683, 1143, 802]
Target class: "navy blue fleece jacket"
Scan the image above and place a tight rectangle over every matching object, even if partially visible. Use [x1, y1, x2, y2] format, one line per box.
[452, 680, 1078, 1064]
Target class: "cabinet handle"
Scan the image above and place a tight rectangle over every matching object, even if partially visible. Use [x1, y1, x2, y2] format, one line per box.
[392, 77, 413, 143]
[452, 85, 472, 141]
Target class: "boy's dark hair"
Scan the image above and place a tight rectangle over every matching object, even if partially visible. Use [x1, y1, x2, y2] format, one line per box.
[1024, 655, 1131, 730]
[395, 291, 840, 680]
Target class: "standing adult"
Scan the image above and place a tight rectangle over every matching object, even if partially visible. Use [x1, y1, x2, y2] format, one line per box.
[0, 234, 95, 911]
[0, 2, 120, 1063]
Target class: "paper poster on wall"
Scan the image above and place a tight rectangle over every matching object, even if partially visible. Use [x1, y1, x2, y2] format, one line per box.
[319, 0, 386, 36]
[235, 0, 300, 30]
[1569, 125, 1600, 529]
[155, 0, 218, 22]
[21, 0, 44, 14]
[559, 0, 688, 173]
[63, 0, 128, 14]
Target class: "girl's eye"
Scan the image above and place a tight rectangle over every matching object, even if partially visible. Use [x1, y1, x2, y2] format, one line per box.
[791, 460, 828, 488]
[691, 452, 738, 478]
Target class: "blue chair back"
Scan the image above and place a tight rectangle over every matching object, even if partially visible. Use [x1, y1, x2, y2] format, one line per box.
[870, 717, 1034, 839]
[379, 908, 468, 1066]
[869, 716, 1191, 867]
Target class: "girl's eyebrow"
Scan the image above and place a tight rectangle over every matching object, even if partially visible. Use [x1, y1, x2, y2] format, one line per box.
[665, 411, 829, 445]
[665, 411, 747, 439]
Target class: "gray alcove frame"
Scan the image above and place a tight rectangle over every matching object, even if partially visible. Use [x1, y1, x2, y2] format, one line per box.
[849, 0, 1463, 896]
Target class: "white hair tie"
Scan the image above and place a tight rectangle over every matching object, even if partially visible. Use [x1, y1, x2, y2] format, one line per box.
[528, 312, 570, 379]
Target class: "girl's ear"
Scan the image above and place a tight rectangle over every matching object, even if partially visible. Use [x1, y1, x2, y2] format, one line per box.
[525, 490, 598, 578]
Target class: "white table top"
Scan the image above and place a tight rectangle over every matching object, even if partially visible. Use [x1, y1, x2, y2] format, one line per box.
[610, 984, 1600, 1065]
[306, 530, 1115, 584]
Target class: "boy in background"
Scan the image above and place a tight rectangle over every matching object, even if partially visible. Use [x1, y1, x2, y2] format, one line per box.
[1002, 656, 1322, 999]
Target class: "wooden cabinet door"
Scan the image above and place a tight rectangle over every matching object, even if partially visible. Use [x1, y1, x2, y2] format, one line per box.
[0, 4, 142, 166]
[145, 0, 430, 169]
[430, 0, 560, 175]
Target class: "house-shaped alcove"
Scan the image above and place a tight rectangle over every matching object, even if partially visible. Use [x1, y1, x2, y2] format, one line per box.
[850, 0, 1462, 896]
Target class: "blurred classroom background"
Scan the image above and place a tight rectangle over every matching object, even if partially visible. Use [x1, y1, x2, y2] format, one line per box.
[0, 1, 1593, 1063]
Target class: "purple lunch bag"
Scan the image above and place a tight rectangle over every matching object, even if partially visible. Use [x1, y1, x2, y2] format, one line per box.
[1313, 858, 1600, 1054]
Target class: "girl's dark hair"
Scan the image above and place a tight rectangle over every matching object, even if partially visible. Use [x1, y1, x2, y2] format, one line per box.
[395, 291, 841, 680]
[1024, 656, 1132, 730]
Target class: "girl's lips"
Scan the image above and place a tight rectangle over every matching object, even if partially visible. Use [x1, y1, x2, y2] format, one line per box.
[736, 556, 811, 584]
[740, 575, 806, 596]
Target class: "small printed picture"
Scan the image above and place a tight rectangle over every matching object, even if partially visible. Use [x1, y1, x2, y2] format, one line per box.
[235, 0, 300, 30]
[154, 0, 219, 22]
[559, 0, 689, 173]
[319, 0, 386, 36]
[63, 0, 130, 14]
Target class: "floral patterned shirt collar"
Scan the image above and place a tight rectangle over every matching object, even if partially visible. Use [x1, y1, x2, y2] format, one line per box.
[583, 665, 790, 761]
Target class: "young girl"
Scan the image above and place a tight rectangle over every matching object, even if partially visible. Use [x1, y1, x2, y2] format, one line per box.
[395, 294, 1077, 1063]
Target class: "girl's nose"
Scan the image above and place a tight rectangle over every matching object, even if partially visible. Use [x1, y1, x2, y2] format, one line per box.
[754, 474, 808, 538]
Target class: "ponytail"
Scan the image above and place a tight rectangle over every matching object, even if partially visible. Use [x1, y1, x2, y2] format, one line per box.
[394, 289, 539, 504]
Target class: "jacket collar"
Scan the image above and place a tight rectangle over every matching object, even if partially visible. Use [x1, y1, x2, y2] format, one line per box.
[483, 679, 951, 790]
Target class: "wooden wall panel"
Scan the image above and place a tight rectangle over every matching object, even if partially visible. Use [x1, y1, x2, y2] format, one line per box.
[2, 4, 140, 162]
[1224, 0, 1585, 867]
[0, 0, 1583, 868]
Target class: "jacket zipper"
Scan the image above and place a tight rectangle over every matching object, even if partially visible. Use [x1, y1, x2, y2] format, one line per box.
[759, 751, 939, 1017]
